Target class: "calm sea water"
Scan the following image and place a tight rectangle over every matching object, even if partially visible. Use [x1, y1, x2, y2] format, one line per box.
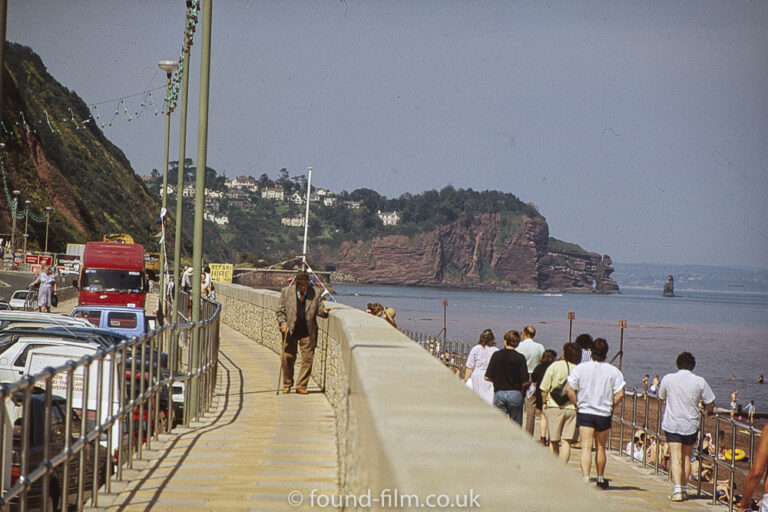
[331, 284, 768, 414]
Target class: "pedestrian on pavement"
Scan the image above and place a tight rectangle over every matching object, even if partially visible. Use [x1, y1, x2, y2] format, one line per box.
[484, 330, 529, 425]
[517, 325, 545, 436]
[565, 337, 625, 489]
[739, 422, 768, 512]
[464, 329, 499, 405]
[276, 270, 333, 394]
[30, 264, 57, 313]
[658, 351, 715, 502]
[540, 342, 581, 463]
[531, 348, 557, 445]
[574, 333, 593, 364]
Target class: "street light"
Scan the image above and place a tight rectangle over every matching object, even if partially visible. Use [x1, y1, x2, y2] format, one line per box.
[157, 59, 179, 324]
[44, 206, 52, 254]
[22, 199, 30, 266]
[9, 189, 20, 265]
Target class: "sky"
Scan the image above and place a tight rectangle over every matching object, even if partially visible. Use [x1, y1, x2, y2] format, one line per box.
[6, 1, 768, 268]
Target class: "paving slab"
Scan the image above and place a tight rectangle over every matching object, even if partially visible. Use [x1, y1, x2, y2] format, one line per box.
[85, 323, 340, 512]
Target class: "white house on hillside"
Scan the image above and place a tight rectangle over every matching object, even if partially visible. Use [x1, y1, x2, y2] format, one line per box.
[226, 175, 259, 192]
[377, 210, 400, 225]
[323, 196, 337, 207]
[261, 186, 285, 200]
[281, 216, 305, 227]
[204, 212, 229, 225]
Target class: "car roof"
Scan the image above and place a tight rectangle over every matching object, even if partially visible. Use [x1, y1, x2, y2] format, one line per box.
[70, 306, 146, 313]
[0, 328, 123, 347]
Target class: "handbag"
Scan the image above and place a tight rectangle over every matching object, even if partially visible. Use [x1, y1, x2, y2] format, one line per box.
[51, 294, 59, 307]
[549, 362, 571, 406]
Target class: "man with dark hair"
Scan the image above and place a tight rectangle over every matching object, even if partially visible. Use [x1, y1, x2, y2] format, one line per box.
[517, 325, 545, 435]
[574, 333, 593, 364]
[659, 351, 715, 502]
[277, 270, 333, 394]
[485, 330, 530, 425]
[566, 337, 625, 489]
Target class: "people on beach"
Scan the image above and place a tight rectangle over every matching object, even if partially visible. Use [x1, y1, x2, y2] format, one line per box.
[484, 330, 529, 425]
[646, 437, 671, 471]
[731, 389, 739, 419]
[517, 325, 544, 436]
[574, 333, 593, 364]
[276, 270, 333, 394]
[738, 422, 768, 512]
[464, 329, 499, 405]
[540, 342, 581, 463]
[746, 400, 756, 425]
[29, 265, 57, 313]
[650, 375, 660, 394]
[642, 374, 649, 392]
[625, 430, 646, 461]
[565, 338, 626, 489]
[658, 351, 716, 502]
[531, 349, 557, 445]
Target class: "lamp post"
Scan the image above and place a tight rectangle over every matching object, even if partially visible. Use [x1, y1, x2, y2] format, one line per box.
[22, 199, 30, 267]
[157, 59, 179, 324]
[44, 206, 52, 254]
[9, 189, 19, 265]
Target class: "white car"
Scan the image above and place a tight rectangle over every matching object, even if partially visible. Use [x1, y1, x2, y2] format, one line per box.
[0, 311, 92, 330]
[8, 290, 33, 311]
[0, 335, 104, 384]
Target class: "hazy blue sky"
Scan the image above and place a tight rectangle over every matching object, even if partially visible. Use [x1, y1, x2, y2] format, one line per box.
[7, 1, 768, 268]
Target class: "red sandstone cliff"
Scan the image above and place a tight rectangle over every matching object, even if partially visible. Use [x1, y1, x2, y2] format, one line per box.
[315, 213, 620, 293]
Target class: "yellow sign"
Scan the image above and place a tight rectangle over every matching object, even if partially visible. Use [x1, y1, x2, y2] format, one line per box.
[209, 263, 233, 283]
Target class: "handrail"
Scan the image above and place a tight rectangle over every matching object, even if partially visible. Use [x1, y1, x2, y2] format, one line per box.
[402, 328, 763, 511]
[0, 295, 220, 511]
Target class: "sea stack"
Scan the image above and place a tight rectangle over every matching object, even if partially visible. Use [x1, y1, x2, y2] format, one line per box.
[662, 274, 675, 297]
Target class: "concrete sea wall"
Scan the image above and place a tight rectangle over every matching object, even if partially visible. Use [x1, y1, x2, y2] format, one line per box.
[215, 282, 602, 510]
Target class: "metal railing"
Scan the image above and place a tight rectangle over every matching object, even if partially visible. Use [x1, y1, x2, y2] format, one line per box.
[0, 295, 220, 512]
[611, 387, 763, 511]
[403, 328, 763, 511]
[401, 329, 473, 376]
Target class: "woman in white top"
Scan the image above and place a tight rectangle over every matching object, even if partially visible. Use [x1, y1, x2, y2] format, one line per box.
[464, 329, 499, 405]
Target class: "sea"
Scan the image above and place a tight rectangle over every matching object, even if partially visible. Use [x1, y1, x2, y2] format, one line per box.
[330, 284, 768, 415]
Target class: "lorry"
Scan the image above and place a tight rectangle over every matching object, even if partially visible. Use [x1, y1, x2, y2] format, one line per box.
[78, 242, 147, 308]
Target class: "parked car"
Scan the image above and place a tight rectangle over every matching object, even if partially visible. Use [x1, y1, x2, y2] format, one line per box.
[0, 311, 92, 330]
[0, 336, 105, 384]
[70, 306, 154, 339]
[8, 290, 33, 311]
[6, 388, 109, 512]
[0, 302, 11, 310]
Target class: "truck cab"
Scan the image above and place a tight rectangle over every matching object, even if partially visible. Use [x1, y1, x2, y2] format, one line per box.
[78, 242, 147, 308]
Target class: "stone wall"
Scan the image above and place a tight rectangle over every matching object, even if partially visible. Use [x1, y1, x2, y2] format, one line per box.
[216, 282, 604, 511]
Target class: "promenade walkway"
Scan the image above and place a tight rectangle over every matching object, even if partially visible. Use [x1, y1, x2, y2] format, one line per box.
[47, 293, 733, 512]
[85, 324, 339, 512]
[563, 444, 726, 512]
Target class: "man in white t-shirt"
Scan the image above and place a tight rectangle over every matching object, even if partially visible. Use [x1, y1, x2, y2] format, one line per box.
[659, 352, 715, 502]
[516, 325, 545, 435]
[566, 338, 625, 490]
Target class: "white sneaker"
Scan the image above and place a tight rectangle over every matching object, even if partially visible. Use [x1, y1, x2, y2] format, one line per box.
[669, 491, 684, 502]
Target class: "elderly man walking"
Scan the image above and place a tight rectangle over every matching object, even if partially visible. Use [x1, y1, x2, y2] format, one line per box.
[276, 270, 332, 394]
[517, 325, 545, 435]
[659, 352, 715, 502]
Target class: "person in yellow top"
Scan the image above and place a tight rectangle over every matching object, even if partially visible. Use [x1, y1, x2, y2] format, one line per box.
[540, 342, 582, 464]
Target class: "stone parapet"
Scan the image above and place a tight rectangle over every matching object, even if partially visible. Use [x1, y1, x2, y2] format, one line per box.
[215, 282, 605, 511]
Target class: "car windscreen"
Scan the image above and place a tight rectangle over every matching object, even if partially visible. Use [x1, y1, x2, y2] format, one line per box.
[11, 291, 28, 300]
[81, 269, 143, 293]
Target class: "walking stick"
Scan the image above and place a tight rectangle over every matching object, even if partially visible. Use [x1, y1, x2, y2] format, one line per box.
[276, 329, 288, 395]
